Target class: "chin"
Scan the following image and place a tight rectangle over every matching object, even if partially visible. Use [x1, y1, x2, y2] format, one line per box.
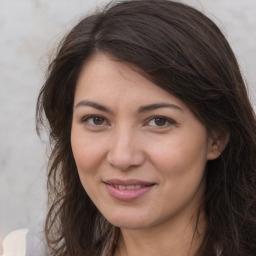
[104, 211, 156, 230]
[112, 220, 149, 230]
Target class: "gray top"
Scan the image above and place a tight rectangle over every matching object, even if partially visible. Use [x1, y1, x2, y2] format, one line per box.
[25, 224, 49, 256]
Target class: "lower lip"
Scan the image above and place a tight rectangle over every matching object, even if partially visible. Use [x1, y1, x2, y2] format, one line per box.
[105, 184, 154, 201]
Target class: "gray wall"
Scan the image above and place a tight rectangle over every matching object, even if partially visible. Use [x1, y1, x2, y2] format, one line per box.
[1, 0, 255, 238]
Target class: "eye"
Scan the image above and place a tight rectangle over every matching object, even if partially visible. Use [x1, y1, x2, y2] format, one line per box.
[146, 116, 175, 127]
[83, 115, 108, 126]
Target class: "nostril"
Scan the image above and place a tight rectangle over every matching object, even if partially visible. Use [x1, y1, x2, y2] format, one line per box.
[107, 150, 145, 170]
[106, 132, 145, 170]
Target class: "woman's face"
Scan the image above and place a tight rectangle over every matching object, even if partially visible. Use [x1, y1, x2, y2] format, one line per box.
[71, 54, 218, 231]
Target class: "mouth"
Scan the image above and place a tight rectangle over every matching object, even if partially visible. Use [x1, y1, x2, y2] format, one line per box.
[110, 184, 150, 190]
[103, 179, 155, 201]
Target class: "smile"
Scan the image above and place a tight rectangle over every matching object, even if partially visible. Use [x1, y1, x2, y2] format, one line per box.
[104, 179, 155, 201]
[111, 184, 148, 190]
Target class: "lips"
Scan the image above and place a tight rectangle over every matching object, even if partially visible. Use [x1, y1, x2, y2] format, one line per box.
[104, 179, 155, 201]
[111, 184, 148, 190]
[104, 179, 154, 186]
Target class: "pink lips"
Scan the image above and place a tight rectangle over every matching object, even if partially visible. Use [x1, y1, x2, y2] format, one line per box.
[104, 179, 155, 201]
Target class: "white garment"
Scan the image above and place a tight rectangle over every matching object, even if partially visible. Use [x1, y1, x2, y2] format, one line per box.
[2, 229, 28, 256]
[2, 227, 48, 256]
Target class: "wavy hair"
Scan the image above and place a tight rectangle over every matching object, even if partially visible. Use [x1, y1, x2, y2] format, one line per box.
[36, 1, 256, 255]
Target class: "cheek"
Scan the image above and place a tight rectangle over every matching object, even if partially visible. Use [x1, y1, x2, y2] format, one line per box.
[71, 128, 106, 178]
[148, 136, 207, 212]
[146, 131, 209, 189]
[71, 133, 107, 204]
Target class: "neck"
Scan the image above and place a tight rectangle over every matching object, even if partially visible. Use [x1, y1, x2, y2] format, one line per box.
[115, 212, 206, 256]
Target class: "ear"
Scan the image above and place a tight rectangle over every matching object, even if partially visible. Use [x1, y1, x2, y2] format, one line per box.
[207, 131, 229, 160]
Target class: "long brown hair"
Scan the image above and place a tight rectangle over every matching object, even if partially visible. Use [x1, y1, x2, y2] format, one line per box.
[36, 1, 256, 255]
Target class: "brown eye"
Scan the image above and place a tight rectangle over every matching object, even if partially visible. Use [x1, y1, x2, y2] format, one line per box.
[93, 116, 105, 125]
[154, 117, 167, 126]
[147, 116, 175, 128]
[84, 115, 107, 126]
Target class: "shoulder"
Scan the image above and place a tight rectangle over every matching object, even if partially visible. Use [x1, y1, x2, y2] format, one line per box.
[3, 228, 48, 256]
[3, 229, 28, 256]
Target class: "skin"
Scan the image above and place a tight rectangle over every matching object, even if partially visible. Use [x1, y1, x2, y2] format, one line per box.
[71, 54, 220, 256]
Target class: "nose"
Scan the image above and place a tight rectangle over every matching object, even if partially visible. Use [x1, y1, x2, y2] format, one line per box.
[106, 128, 145, 170]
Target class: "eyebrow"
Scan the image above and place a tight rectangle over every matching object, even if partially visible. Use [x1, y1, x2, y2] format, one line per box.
[75, 100, 113, 113]
[75, 100, 183, 113]
[138, 103, 183, 113]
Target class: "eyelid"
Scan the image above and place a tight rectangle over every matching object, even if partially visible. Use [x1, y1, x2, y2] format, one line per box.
[82, 114, 110, 126]
[145, 116, 176, 127]
[80, 114, 176, 128]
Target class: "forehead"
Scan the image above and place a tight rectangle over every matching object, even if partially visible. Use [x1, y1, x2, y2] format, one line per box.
[74, 54, 186, 110]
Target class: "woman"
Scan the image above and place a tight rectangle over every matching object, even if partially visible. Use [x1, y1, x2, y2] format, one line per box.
[36, 0, 256, 255]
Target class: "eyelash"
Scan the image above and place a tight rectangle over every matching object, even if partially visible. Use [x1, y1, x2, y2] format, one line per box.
[82, 115, 176, 128]
[82, 115, 109, 126]
[145, 116, 176, 128]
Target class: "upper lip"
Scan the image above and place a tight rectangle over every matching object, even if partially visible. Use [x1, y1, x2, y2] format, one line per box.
[104, 179, 155, 186]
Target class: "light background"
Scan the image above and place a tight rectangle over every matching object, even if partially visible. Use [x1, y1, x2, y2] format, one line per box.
[0, 0, 255, 237]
